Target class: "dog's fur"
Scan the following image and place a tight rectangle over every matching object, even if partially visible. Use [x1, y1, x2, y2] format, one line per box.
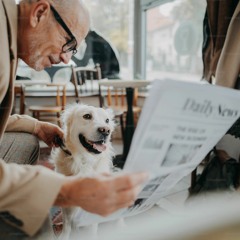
[51, 104, 115, 238]
[53, 104, 115, 177]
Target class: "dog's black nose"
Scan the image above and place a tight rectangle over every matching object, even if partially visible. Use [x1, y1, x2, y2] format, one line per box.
[98, 127, 110, 136]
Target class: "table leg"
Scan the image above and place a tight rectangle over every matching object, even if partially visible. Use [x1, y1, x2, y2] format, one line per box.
[113, 87, 135, 169]
[123, 87, 135, 159]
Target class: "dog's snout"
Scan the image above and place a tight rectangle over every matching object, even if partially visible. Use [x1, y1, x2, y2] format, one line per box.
[98, 127, 110, 136]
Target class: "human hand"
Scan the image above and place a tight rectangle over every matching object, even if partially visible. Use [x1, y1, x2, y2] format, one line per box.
[33, 121, 64, 147]
[55, 172, 148, 216]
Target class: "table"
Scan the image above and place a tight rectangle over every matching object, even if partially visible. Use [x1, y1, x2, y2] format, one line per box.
[99, 79, 151, 167]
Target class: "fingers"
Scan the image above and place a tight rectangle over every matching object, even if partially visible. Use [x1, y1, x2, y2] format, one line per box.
[115, 185, 142, 208]
[113, 172, 149, 191]
[54, 125, 64, 138]
[95, 173, 148, 216]
[48, 123, 63, 138]
[96, 186, 142, 216]
[37, 121, 64, 147]
[59, 172, 149, 217]
[53, 135, 64, 147]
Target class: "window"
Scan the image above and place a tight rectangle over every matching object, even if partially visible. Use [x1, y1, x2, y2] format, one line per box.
[137, 0, 206, 82]
[83, 0, 134, 79]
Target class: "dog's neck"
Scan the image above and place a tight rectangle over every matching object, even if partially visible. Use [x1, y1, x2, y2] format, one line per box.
[54, 143, 114, 176]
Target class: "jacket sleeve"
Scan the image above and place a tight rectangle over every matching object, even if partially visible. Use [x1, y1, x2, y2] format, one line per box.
[0, 159, 65, 236]
[6, 114, 38, 133]
[215, 2, 240, 87]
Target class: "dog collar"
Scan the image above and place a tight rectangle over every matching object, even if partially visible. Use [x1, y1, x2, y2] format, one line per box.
[59, 145, 72, 156]
[54, 136, 72, 156]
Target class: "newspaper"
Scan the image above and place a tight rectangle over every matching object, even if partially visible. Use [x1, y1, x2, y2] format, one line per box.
[73, 79, 240, 226]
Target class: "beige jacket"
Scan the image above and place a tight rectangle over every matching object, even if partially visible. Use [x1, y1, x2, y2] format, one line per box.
[215, 1, 240, 87]
[0, 0, 65, 236]
[202, 0, 238, 83]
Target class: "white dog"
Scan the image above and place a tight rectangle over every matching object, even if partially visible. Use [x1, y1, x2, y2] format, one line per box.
[53, 103, 115, 176]
[51, 103, 115, 239]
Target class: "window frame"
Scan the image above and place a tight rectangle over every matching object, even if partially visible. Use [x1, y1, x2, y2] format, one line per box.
[133, 0, 175, 79]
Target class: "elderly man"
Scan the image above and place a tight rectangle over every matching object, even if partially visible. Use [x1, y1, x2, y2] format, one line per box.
[0, 0, 148, 238]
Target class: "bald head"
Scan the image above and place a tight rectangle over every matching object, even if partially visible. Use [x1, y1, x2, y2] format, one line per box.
[50, 0, 90, 47]
[19, 0, 90, 49]
[18, 0, 90, 70]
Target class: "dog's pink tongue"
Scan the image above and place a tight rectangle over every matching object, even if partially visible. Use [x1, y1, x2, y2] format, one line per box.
[93, 143, 106, 152]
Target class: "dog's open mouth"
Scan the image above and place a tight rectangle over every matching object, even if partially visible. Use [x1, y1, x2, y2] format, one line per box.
[79, 134, 107, 154]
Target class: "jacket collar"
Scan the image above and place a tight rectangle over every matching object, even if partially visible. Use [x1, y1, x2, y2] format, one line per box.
[2, 0, 18, 61]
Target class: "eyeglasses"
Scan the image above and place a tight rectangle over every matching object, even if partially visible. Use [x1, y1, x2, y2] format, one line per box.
[50, 5, 78, 55]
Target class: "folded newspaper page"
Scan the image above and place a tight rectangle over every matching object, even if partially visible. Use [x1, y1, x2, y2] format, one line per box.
[73, 79, 240, 226]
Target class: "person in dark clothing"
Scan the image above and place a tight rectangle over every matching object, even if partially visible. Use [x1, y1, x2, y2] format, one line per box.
[72, 30, 120, 79]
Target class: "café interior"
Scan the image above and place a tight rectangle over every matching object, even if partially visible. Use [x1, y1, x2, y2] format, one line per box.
[13, 0, 240, 239]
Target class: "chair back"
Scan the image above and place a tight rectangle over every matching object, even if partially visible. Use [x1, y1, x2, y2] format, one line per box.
[98, 80, 142, 130]
[71, 64, 102, 104]
[105, 88, 139, 109]
[13, 84, 26, 114]
[46, 83, 66, 110]
[28, 83, 66, 126]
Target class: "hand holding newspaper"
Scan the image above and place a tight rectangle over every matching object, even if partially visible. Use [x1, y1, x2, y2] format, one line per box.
[73, 79, 240, 226]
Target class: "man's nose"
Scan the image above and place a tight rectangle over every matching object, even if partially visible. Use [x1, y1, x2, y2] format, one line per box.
[60, 51, 72, 64]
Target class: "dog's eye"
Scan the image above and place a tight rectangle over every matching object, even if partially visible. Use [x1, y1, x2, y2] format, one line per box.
[106, 118, 109, 123]
[83, 114, 92, 120]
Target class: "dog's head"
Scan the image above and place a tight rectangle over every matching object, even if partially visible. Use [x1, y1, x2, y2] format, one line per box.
[61, 104, 115, 155]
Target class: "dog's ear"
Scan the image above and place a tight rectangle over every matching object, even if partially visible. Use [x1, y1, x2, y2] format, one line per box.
[61, 105, 75, 132]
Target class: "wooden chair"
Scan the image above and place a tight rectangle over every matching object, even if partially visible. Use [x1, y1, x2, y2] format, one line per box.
[98, 83, 141, 144]
[13, 84, 26, 114]
[99, 83, 141, 133]
[71, 65, 126, 143]
[71, 64, 102, 104]
[106, 87, 141, 127]
[98, 80, 150, 168]
[28, 83, 66, 126]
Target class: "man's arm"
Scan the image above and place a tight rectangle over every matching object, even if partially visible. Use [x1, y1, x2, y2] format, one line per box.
[0, 159, 147, 236]
[6, 114, 37, 133]
[7, 117, 64, 147]
[55, 173, 148, 216]
[0, 159, 65, 236]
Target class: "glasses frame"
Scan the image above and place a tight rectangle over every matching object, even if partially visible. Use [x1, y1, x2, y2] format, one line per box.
[50, 5, 78, 55]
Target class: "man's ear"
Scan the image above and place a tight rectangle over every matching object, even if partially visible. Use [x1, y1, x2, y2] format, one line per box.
[30, 1, 50, 28]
